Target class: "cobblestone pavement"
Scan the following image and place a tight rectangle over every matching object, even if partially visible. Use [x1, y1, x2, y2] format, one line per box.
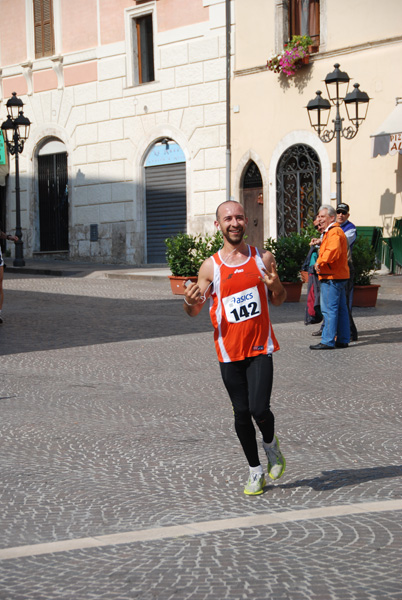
[0, 270, 401, 600]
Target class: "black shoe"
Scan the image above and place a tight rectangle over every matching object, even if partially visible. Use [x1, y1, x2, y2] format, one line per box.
[311, 330, 322, 337]
[309, 343, 334, 350]
[350, 334, 358, 341]
[335, 342, 349, 348]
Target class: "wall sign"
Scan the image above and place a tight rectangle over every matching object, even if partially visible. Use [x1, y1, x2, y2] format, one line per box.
[145, 142, 185, 167]
[0, 132, 7, 166]
[389, 133, 402, 155]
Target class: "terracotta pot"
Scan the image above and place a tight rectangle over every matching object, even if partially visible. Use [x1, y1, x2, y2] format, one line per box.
[352, 284, 381, 307]
[300, 270, 309, 284]
[301, 55, 310, 65]
[168, 275, 197, 295]
[282, 281, 303, 302]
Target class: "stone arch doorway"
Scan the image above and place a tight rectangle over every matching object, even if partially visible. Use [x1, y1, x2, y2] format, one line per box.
[276, 144, 321, 236]
[241, 161, 264, 248]
[37, 139, 69, 252]
[144, 140, 186, 263]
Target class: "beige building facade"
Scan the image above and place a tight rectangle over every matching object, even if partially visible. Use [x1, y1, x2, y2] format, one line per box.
[231, 0, 402, 247]
[0, 0, 232, 264]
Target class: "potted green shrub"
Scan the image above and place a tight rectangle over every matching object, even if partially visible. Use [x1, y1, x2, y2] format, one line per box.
[165, 231, 223, 295]
[264, 231, 311, 302]
[352, 236, 380, 307]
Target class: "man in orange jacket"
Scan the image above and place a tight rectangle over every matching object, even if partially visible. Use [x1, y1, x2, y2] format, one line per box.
[310, 205, 350, 350]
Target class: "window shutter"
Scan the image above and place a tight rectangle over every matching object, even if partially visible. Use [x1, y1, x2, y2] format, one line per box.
[34, 0, 55, 58]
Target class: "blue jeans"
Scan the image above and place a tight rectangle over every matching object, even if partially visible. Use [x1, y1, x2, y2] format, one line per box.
[320, 279, 350, 347]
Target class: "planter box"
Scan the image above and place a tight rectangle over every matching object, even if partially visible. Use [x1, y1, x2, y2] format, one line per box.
[282, 281, 303, 302]
[352, 284, 381, 307]
[168, 275, 197, 295]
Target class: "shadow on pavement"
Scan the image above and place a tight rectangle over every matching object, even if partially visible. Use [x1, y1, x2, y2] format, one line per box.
[1, 290, 214, 356]
[1, 285, 401, 356]
[352, 327, 402, 345]
[281, 464, 402, 491]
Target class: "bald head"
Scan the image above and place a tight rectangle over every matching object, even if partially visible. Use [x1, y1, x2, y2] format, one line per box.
[216, 200, 245, 220]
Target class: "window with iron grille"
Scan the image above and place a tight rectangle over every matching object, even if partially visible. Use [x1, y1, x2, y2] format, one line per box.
[34, 0, 55, 58]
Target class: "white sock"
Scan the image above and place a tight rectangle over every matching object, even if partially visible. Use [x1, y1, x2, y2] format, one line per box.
[249, 465, 263, 476]
[263, 437, 276, 450]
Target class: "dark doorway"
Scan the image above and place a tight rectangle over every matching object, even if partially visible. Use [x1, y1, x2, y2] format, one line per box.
[242, 161, 264, 248]
[38, 152, 69, 251]
[276, 144, 321, 236]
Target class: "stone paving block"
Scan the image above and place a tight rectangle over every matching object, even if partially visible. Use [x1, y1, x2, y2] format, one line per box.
[0, 274, 401, 599]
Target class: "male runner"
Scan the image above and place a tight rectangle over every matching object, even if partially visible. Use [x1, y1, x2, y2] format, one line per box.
[183, 200, 286, 495]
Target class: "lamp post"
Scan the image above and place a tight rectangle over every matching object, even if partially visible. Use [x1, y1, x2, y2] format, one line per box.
[1, 92, 31, 267]
[306, 63, 370, 205]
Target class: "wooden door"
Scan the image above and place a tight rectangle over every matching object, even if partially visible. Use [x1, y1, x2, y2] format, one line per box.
[243, 187, 264, 248]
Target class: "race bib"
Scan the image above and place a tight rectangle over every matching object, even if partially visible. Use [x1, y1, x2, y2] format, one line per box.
[222, 285, 262, 323]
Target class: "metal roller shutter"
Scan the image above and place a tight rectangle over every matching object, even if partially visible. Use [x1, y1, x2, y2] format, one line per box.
[145, 162, 186, 263]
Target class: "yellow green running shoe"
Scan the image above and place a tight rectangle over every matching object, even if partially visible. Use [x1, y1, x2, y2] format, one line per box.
[264, 435, 286, 480]
[244, 473, 266, 495]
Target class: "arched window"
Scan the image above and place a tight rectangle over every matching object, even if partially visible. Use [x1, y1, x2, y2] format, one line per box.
[242, 161, 263, 189]
[276, 144, 321, 236]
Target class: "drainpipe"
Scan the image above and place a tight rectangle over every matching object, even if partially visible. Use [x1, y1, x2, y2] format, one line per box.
[226, 0, 231, 201]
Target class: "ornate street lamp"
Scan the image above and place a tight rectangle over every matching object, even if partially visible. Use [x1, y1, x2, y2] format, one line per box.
[1, 92, 31, 266]
[306, 64, 370, 205]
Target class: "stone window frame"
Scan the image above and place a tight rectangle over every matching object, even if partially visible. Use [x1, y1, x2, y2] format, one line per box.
[124, 1, 158, 89]
[25, 0, 62, 61]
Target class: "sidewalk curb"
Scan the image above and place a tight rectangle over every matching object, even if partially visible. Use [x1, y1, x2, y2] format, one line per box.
[5, 266, 81, 277]
[4, 263, 171, 281]
[104, 272, 169, 281]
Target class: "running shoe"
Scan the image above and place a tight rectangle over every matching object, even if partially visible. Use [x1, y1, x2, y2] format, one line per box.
[264, 436, 286, 480]
[244, 473, 266, 495]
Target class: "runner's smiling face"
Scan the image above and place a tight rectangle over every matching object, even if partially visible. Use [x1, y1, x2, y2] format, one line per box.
[215, 202, 248, 245]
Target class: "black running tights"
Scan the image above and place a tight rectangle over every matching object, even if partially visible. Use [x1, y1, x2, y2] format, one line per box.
[219, 354, 275, 468]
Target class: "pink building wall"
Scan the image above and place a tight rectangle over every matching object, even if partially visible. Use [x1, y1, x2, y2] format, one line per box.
[99, 0, 128, 45]
[0, 0, 209, 73]
[0, 0, 28, 66]
[98, 0, 209, 45]
[33, 69, 58, 92]
[64, 61, 98, 86]
[2, 76, 27, 98]
[61, 0, 98, 53]
[157, 0, 208, 32]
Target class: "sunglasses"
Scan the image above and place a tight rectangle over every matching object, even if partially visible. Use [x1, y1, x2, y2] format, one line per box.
[336, 210, 347, 215]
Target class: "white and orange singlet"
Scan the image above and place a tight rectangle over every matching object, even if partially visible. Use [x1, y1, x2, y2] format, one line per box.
[209, 246, 280, 363]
